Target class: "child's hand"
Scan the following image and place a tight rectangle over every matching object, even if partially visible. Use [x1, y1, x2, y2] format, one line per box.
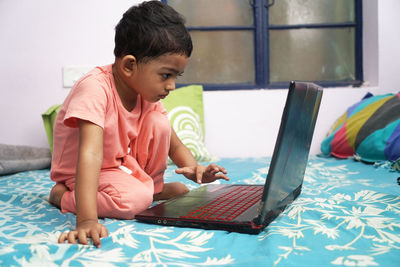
[58, 219, 108, 248]
[175, 163, 229, 184]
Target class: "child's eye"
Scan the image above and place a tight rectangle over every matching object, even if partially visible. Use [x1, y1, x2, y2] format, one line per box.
[161, 73, 172, 80]
[161, 73, 183, 80]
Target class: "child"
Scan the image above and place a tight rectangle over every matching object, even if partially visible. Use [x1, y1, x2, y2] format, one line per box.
[49, 1, 229, 248]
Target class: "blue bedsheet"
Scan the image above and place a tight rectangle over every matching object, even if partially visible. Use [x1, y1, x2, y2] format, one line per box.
[0, 156, 399, 266]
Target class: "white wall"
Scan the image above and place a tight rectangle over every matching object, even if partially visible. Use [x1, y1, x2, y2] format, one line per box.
[0, 0, 399, 158]
[377, 0, 400, 94]
[0, 0, 141, 148]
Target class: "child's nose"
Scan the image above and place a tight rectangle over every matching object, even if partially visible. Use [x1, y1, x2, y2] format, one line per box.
[166, 81, 175, 91]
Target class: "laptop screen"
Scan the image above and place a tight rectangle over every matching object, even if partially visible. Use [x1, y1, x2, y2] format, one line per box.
[257, 81, 323, 221]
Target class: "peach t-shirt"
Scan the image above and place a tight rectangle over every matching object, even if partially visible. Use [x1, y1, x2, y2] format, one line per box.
[50, 65, 167, 182]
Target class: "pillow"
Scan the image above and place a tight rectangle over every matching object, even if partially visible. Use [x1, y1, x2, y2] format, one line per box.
[0, 144, 51, 175]
[320, 92, 400, 162]
[42, 104, 61, 154]
[162, 85, 217, 163]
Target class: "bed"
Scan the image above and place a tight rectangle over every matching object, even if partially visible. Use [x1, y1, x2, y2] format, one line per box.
[1, 155, 399, 266]
[2, 88, 400, 266]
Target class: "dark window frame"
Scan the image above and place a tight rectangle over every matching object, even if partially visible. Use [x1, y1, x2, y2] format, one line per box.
[162, 0, 363, 90]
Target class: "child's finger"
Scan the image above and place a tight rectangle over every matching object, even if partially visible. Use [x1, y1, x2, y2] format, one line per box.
[90, 230, 101, 248]
[218, 166, 228, 174]
[206, 164, 219, 175]
[77, 231, 89, 245]
[207, 163, 218, 170]
[196, 167, 203, 184]
[175, 167, 191, 174]
[100, 226, 109, 238]
[212, 165, 227, 174]
[212, 167, 220, 175]
[58, 232, 68, 244]
[216, 173, 230, 181]
[68, 231, 78, 244]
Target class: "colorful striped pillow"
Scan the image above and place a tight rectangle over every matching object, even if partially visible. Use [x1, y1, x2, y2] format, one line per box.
[321, 92, 400, 162]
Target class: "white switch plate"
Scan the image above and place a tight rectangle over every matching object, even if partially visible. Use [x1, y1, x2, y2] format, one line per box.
[63, 66, 93, 88]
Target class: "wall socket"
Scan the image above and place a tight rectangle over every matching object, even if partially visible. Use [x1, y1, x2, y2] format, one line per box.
[62, 66, 94, 88]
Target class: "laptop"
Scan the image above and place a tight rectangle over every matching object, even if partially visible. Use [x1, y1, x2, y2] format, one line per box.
[135, 81, 323, 234]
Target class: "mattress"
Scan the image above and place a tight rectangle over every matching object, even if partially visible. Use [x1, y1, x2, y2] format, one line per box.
[0, 156, 399, 266]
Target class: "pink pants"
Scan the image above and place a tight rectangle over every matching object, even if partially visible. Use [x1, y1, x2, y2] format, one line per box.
[60, 111, 171, 219]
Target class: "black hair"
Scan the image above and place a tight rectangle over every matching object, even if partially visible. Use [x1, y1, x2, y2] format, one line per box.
[114, 1, 193, 62]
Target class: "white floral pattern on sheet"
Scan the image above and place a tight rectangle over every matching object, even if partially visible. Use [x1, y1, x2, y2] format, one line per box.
[0, 156, 399, 266]
[261, 190, 400, 266]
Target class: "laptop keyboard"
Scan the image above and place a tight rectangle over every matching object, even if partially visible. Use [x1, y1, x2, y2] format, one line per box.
[180, 185, 263, 221]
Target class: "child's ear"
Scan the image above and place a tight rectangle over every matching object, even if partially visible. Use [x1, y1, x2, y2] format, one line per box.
[121, 55, 137, 76]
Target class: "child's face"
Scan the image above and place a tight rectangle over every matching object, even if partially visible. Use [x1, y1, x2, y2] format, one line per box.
[129, 53, 190, 103]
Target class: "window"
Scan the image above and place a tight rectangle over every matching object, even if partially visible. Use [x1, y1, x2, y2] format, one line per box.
[163, 0, 363, 90]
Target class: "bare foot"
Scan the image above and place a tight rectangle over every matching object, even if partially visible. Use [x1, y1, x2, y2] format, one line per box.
[153, 182, 189, 201]
[49, 183, 69, 209]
